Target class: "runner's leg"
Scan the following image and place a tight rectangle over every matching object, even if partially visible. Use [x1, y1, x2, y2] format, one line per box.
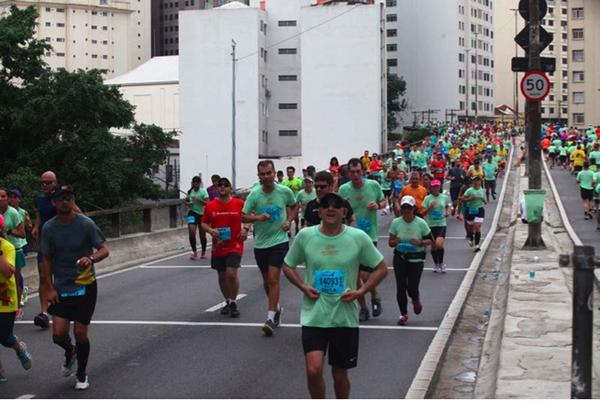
[392, 253, 409, 315]
[305, 351, 326, 398]
[332, 367, 351, 399]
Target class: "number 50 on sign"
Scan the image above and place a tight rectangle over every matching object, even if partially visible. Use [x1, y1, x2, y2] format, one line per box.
[520, 70, 551, 102]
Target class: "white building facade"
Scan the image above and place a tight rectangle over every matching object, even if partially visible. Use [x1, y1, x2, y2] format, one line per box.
[179, 0, 386, 189]
[0, 0, 151, 78]
[386, 0, 495, 123]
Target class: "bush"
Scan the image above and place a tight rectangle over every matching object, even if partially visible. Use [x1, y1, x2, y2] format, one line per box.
[404, 128, 431, 145]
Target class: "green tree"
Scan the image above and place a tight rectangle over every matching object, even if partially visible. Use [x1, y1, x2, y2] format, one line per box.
[387, 74, 408, 133]
[0, 5, 174, 212]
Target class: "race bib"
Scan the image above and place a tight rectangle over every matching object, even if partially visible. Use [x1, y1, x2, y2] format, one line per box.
[397, 241, 417, 253]
[186, 215, 196, 224]
[435, 168, 443, 174]
[60, 287, 86, 298]
[469, 207, 480, 215]
[217, 227, 231, 241]
[259, 206, 282, 223]
[313, 270, 345, 295]
[356, 218, 372, 233]
[430, 210, 444, 220]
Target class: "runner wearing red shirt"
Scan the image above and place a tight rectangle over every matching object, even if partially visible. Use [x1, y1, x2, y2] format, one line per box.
[430, 153, 447, 186]
[202, 177, 248, 318]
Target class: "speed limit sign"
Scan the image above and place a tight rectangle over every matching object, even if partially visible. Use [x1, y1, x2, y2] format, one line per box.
[520, 70, 551, 102]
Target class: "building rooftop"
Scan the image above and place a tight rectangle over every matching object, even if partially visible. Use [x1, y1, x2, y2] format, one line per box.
[218, 1, 249, 8]
[105, 56, 179, 87]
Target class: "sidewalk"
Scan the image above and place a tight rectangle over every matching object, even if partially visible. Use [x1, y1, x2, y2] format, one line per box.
[494, 166, 573, 398]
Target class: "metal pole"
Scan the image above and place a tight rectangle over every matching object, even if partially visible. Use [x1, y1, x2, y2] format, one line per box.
[231, 39, 237, 190]
[524, 0, 545, 248]
[474, 32, 479, 122]
[465, 49, 470, 121]
[512, 8, 519, 125]
[570, 246, 595, 399]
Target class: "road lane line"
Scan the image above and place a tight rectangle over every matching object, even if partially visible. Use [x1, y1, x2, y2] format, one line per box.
[16, 320, 437, 331]
[205, 294, 248, 312]
[17, 395, 35, 399]
[142, 264, 469, 272]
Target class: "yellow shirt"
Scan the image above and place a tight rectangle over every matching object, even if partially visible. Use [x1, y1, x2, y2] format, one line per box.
[0, 238, 17, 313]
[572, 150, 586, 167]
[497, 149, 508, 159]
[449, 147, 461, 161]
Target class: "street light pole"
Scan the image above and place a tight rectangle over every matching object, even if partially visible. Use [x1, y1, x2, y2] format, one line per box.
[231, 39, 237, 190]
[511, 8, 520, 125]
[465, 49, 471, 121]
[474, 31, 479, 122]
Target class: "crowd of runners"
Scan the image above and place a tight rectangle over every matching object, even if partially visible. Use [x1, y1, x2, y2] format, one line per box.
[5, 121, 599, 397]
[542, 125, 600, 229]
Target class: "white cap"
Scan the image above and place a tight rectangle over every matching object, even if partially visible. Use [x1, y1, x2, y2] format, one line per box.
[400, 195, 416, 207]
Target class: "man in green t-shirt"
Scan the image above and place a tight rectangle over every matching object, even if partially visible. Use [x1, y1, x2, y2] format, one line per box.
[338, 158, 386, 322]
[422, 181, 450, 273]
[481, 156, 498, 202]
[283, 192, 387, 399]
[461, 176, 486, 252]
[296, 177, 317, 227]
[282, 166, 304, 234]
[186, 176, 209, 260]
[576, 161, 596, 220]
[242, 160, 298, 336]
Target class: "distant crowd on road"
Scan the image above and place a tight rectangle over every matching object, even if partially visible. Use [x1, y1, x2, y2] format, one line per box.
[5, 120, 599, 397]
[541, 124, 600, 229]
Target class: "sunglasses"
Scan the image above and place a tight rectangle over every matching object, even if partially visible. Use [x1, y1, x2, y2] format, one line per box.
[400, 205, 413, 209]
[53, 195, 73, 202]
[320, 203, 343, 210]
[41, 180, 54, 186]
[217, 183, 231, 188]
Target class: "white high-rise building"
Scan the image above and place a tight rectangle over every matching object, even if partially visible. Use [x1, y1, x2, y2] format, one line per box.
[385, 0, 495, 124]
[0, 0, 151, 78]
[179, 0, 386, 189]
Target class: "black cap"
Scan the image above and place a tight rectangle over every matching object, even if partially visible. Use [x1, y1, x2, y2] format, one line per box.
[50, 184, 75, 199]
[217, 177, 231, 187]
[319, 192, 345, 208]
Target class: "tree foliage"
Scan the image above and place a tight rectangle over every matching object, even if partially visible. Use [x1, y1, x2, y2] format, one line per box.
[387, 73, 408, 133]
[0, 6, 174, 212]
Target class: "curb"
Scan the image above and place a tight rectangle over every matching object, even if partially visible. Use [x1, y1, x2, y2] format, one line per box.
[405, 146, 516, 398]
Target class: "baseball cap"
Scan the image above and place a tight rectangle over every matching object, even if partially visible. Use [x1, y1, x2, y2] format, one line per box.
[430, 180, 441, 186]
[50, 184, 75, 199]
[7, 188, 22, 198]
[217, 177, 231, 187]
[400, 195, 416, 207]
[319, 192, 345, 209]
[304, 176, 314, 183]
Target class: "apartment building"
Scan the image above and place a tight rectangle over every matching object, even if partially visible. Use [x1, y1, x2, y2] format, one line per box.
[0, 0, 150, 78]
[386, 0, 495, 123]
[151, 0, 248, 57]
[567, 0, 600, 128]
[178, 0, 386, 189]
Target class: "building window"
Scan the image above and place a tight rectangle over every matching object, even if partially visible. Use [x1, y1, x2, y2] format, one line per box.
[572, 8, 584, 19]
[386, 29, 397, 38]
[279, 130, 298, 136]
[386, 14, 397, 22]
[572, 50, 584, 62]
[279, 103, 298, 110]
[573, 71, 584, 82]
[387, 44, 397, 52]
[573, 113, 585, 125]
[278, 75, 297, 81]
[56, 52, 65, 57]
[91, 25, 97, 30]
[57, 23, 65, 27]
[386, 59, 397, 67]
[278, 20, 296, 27]
[572, 29, 584, 41]
[386, 0, 397, 6]
[278, 48, 297, 55]
[573, 92, 585, 104]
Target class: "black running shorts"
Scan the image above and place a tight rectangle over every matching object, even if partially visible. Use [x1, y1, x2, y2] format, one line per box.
[48, 281, 97, 325]
[211, 253, 242, 271]
[430, 226, 447, 238]
[254, 242, 289, 273]
[302, 326, 359, 369]
[581, 187, 594, 201]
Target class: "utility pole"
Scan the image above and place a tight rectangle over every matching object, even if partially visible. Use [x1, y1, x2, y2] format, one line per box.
[231, 39, 237, 190]
[524, 0, 545, 249]
[511, 8, 520, 125]
[465, 49, 471, 121]
[474, 31, 479, 122]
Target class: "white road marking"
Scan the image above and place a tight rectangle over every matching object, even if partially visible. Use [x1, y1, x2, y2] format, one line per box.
[17, 395, 35, 399]
[205, 294, 248, 312]
[17, 320, 437, 332]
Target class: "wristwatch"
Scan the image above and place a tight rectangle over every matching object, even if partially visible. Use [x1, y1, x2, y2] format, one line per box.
[89, 255, 95, 264]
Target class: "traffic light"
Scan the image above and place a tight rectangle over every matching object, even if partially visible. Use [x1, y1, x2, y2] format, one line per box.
[511, 0, 555, 73]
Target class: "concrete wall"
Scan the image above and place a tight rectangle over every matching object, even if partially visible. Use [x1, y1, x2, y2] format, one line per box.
[300, 3, 384, 167]
[179, 7, 265, 189]
[115, 83, 180, 133]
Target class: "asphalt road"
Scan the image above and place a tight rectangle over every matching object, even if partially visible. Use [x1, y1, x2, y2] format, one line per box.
[548, 164, 599, 254]
[1, 182, 503, 398]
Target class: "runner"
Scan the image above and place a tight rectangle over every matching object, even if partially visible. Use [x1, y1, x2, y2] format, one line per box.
[304, 171, 354, 227]
[338, 158, 386, 322]
[206, 174, 221, 201]
[282, 192, 387, 399]
[576, 161, 596, 220]
[296, 177, 317, 228]
[0, 189, 26, 320]
[388, 195, 434, 326]
[282, 166, 304, 235]
[242, 160, 298, 336]
[430, 152, 447, 187]
[201, 177, 247, 318]
[447, 161, 466, 216]
[186, 176, 209, 260]
[595, 178, 600, 230]
[7, 188, 31, 312]
[571, 144, 586, 174]
[422, 181, 450, 273]
[40, 184, 109, 390]
[0, 214, 32, 382]
[461, 176, 486, 252]
[481, 155, 498, 202]
[398, 172, 427, 218]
